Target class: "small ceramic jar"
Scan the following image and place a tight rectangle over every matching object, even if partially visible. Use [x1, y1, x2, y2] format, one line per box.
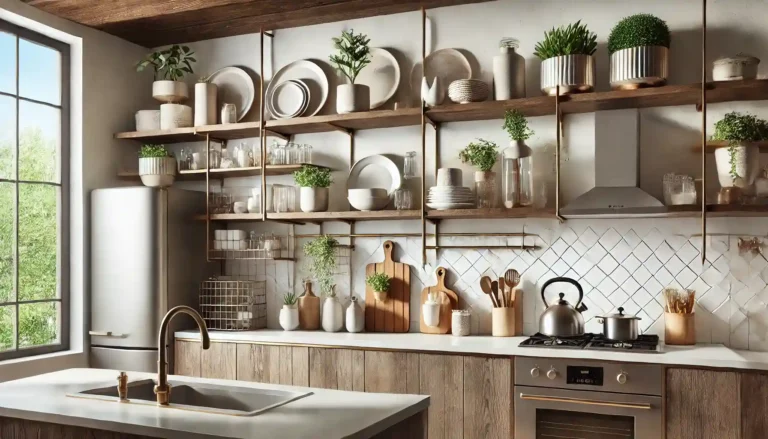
[451, 310, 471, 336]
[422, 301, 440, 328]
[279, 305, 299, 331]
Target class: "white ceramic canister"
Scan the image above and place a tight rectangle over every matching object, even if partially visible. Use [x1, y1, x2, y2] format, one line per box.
[322, 296, 344, 332]
[135, 110, 161, 131]
[160, 104, 193, 130]
[493, 38, 526, 100]
[422, 294, 440, 328]
[194, 82, 218, 127]
[279, 305, 299, 331]
[451, 310, 471, 336]
[345, 296, 364, 333]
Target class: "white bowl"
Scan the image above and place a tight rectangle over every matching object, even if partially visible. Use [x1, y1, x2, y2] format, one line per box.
[348, 188, 388, 198]
[348, 196, 389, 211]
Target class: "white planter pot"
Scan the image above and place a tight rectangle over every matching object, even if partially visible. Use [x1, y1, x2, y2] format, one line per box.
[135, 110, 160, 131]
[345, 296, 364, 333]
[152, 80, 188, 103]
[540, 54, 595, 96]
[336, 84, 370, 114]
[160, 104, 193, 130]
[610, 46, 669, 90]
[422, 302, 440, 328]
[714, 143, 761, 188]
[139, 157, 177, 187]
[322, 297, 344, 332]
[194, 82, 218, 127]
[279, 305, 299, 331]
[299, 187, 329, 212]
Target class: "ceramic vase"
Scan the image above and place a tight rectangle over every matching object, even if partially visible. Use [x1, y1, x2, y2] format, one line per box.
[160, 104, 193, 129]
[279, 305, 299, 331]
[138, 157, 176, 188]
[421, 77, 444, 107]
[540, 54, 595, 96]
[714, 143, 761, 188]
[337, 84, 370, 114]
[152, 80, 188, 103]
[322, 296, 344, 332]
[422, 302, 440, 328]
[610, 46, 669, 90]
[345, 296, 364, 333]
[493, 44, 525, 100]
[135, 110, 160, 131]
[194, 82, 217, 127]
[299, 187, 329, 212]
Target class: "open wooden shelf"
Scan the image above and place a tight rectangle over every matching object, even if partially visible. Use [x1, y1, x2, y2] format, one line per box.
[117, 164, 326, 181]
[115, 121, 263, 144]
[199, 210, 422, 223]
[708, 204, 768, 217]
[266, 108, 422, 135]
[427, 207, 557, 220]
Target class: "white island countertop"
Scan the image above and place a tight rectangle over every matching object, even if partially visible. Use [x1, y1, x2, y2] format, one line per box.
[176, 329, 768, 372]
[0, 368, 429, 439]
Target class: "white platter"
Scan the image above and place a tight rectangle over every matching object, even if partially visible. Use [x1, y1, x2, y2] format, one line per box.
[271, 80, 306, 119]
[410, 48, 472, 105]
[357, 48, 400, 109]
[348, 155, 401, 197]
[427, 202, 476, 210]
[266, 60, 328, 118]
[208, 66, 256, 122]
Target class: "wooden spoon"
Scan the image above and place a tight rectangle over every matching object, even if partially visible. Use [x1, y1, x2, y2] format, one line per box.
[480, 276, 498, 307]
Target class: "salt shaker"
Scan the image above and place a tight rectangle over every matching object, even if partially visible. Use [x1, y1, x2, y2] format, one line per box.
[221, 103, 237, 124]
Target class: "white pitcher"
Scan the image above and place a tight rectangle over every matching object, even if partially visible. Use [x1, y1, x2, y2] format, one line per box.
[421, 77, 444, 107]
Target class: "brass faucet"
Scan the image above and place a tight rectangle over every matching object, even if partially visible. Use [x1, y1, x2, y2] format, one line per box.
[154, 306, 210, 406]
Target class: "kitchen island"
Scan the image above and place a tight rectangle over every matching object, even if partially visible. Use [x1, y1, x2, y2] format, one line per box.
[0, 368, 429, 439]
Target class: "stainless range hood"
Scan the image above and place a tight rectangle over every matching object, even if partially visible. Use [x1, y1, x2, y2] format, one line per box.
[561, 109, 663, 217]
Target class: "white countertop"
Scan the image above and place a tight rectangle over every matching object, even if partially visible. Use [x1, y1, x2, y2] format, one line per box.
[176, 329, 768, 372]
[0, 368, 429, 439]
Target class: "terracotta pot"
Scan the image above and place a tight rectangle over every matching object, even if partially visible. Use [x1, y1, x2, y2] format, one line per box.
[373, 290, 389, 302]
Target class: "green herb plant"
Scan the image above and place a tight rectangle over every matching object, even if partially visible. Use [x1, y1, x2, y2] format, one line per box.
[293, 165, 333, 188]
[608, 14, 671, 54]
[283, 292, 298, 306]
[503, 110, 535, 141]
[136, 45, 196, 81]
[534, 21, 597, 60]
[366, 272, 391, 293]
[459, 139, 499, 172]
[139, 144, 173, 158]
[303, 235, 339, 296]
[712, 112, 768, 182]
[329, 29, 372, 84]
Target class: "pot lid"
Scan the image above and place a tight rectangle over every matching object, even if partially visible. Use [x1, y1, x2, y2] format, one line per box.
[599, 307, 641, 320]
[715, 53, 760, 65]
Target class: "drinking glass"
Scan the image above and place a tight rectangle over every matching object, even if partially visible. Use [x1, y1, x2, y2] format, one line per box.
[403, 151, 417, 179]
[394, 187, 413, 210]
[303, 144, 313, 164]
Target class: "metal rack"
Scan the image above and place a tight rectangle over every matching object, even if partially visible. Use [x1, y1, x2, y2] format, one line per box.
[199, 277, 267, 330]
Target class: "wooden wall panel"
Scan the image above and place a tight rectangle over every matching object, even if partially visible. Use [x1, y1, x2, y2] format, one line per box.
[309, 348, 365, 390]
[419, 354, 463, 439]
[463, 356, 512, 439]
[236, 344, 282, 384]
[364, 351, 409, 394]
[173, 340, 201, 377]
[309, 347, 339, 389]
[292, 346, 309, 386]
[666, 368, 741, 439]
[201, 342, 236, 380]
[742, 371, 768, 439]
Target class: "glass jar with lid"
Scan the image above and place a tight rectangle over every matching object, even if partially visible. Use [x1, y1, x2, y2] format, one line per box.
[502, 140, 533, 208]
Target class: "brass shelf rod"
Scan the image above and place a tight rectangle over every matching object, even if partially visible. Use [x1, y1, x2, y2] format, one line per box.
[420, 6, 427, 267]
[294, 232, 538, 239]
[260, 28, 268, 222]
[427, 245, 540, 251]
[701, 0, 707, 264]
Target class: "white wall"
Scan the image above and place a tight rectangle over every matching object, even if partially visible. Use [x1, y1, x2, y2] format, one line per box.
[0, 1, 152, 381]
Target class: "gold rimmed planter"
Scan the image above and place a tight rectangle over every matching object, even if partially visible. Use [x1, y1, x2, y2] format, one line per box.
[540, 54, 595, 96]
[610, 46, 669, 90]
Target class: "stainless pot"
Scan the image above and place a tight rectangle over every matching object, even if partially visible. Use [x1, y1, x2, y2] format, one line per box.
[597, 307, 641, 341]
[539, 277, 587, 337]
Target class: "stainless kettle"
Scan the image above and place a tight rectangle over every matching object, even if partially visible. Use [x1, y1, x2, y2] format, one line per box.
[539, 277, 588, 337]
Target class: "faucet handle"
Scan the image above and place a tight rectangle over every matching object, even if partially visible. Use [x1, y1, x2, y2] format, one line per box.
[117, 372, 128, 402]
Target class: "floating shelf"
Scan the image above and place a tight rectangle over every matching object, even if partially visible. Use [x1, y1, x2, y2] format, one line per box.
[426, 207, 558, 220]
[117, 164, 326, 181]
[114, 121, 263, 144]
[199, 210, 422, 223]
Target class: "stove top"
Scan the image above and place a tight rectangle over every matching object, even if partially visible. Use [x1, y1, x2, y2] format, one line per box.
[519, 333, 660, 353]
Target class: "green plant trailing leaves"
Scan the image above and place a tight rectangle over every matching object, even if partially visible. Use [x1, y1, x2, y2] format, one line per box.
[303, 235, 339, 296]
[329, 29, 372, 84]
[293, 165, 332, 188]
[503, 110, 534, 141]
[136, 45, 196, 81]
[459, 139, 499, 172]
[608, 14, 671, 54]
[711, 112, 768, 182]
[139, 144, 173, 158]
[534, 20, 597, 60]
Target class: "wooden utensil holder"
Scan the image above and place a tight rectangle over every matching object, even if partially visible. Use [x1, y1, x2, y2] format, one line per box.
[492, 307, 515, 337]
[665, 312, 695, 345]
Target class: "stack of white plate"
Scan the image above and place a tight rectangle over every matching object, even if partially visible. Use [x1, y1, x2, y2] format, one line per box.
[269, 79, 310, 119]
[427, 186, 474, 210]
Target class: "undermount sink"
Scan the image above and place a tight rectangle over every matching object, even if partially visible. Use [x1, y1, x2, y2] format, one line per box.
[68, 379, 312, 416]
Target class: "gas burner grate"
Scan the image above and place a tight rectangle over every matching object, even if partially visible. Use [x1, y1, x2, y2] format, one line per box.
[586, 334, 660, 353]
[518, 333, 593, 349]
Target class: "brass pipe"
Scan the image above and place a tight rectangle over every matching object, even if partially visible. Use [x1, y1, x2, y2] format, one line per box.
[294, 232, 538, 239]
[420, 6, 427, 267]
[701, 0, 707, 264]
[205, 133, 211, 262]
[555, 85, 564, 222]
[260, 28, 267, 222]
[434, 121, 439, 258]
[349, 131, 355, 249]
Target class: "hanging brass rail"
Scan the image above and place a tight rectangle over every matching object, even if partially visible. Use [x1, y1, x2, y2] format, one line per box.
[294, 232, 536, 239]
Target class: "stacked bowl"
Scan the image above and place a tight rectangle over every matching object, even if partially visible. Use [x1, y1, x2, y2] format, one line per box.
[348, 188, 389, 211]
[427, 168, 475, 210]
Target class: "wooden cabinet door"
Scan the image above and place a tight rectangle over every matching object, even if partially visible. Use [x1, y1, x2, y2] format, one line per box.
[201, 342, 236, 379]
[666, 368, 740, 439]
[174, 340, 201, 377]
[236, 344, 309, 385]
[419, 354, 463, 439]
[364, 351, 420, 394]
[308, 348, 365, 390]
[742, 371, 768, 439]
[462, 356, 512, 439]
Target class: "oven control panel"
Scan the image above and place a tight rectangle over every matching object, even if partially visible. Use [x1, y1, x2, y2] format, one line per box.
[566, 365, 603, 386]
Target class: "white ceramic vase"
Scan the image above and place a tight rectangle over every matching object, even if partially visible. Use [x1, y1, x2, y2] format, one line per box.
[135, 110, 160, 131]
[322, 296, 344, 332]
[336, 84, 370, 114]
[279, 305, 299, 331]
[345, 296, 364, 333]
[422, 302, 440, 328]
[714, 143, 761, 188]
[152, 80, 188, 103]
[139, 157, 177, 188]
[421, 77, 444, 107]
[493, 45, 525, 100]
[194, 82, 217, 127]
[540, 54, 595, 96]
[299, 187, 329, 212]
[160, 104, 193, 130]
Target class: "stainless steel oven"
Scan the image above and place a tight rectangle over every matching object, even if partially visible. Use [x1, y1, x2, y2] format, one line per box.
[515, 357, 662, 439]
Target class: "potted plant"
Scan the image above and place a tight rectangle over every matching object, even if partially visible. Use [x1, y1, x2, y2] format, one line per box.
[321, 285, 343, 332]
[608, 14, 671, 90]
[279, 292, 299, 331]
[138, 144, 176, 188]
[194, 75, 217, 127]
[293, 165, 332, 212]
[712, 112, 768, 189]
[137, 45, 196, 129]
[502, 110, 535, 208]
[459, 139, 500, 208]
[366, 272, 391, 302]
[534, 21, 597, 95]
[303, 235, 338, 297]
[329, 29, 372, 114]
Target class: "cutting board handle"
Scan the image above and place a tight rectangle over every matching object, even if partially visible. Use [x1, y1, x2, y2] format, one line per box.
[435, 266, 447, 289]
[383, 240, 394, 262]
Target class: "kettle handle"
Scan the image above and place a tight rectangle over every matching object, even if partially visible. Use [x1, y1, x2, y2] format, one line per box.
[541, 277, 584, 309]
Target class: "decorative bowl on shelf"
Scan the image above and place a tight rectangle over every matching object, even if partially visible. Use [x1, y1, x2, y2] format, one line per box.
[448, 79, 489, 104]
[348, 196, 389, 211]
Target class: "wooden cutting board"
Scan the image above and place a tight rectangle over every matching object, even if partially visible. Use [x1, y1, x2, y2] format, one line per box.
[420, 267, 458, 334]
[513, 288, 524, 335]
[365, 241, 410, 333]
[298, 280, 320, 330]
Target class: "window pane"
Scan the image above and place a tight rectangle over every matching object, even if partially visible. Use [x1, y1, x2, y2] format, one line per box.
[0, 31, 15, 95]
[19, 38, 60, 105]
[18, 184, 57, 301]
[0, 96, 15, 180]
[0, 183, 13, 303]
[19, 301, 58, 348]
[19, 101, 59, 183]
[0, 305, 15, 351]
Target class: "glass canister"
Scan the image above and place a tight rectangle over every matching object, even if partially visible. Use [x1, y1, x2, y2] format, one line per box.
[403, 151, 417, 179]
[452, 310, 471, 336]
[474, 171, 498, 208]
[502, 140, 533, 208]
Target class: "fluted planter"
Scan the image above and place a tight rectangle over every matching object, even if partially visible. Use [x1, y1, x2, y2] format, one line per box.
[610, 46, 669, 90]
[714, 143, 761, 188]
[540, 54, 595, 96]
[139, 156, 176, 188]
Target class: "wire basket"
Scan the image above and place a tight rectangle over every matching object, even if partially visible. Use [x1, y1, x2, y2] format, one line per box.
[199, 277, 267, 330]
[210, 234, 295, 260]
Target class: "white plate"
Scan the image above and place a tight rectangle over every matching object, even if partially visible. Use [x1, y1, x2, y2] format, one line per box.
[410, 48, 472, 105]
[357, 48, 400, 109]
[208, 66, 256, 122]
[348, 155, 401, 197]
[291, 79, 311, 116]
[271, 81, 306, 119]
[266, 60, 328, 118]
[427, 202, 476, 210]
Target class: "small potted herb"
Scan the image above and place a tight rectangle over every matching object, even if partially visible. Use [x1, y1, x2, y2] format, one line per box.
[608, 14, 671, 89]
[534, 21, 597, 95]
[329, 29, 372, 114]
[138, 144, 176, 188]
[366, 272, 391, 302]
[459, 139, 500, 208]
[137, 45, 196, 129]
[711, 112, 768, 189]
[194, 74, 217, 127]
[293, 165, 332, 212]
[279, 292, 299, 331]
[502, 110, 535, 207]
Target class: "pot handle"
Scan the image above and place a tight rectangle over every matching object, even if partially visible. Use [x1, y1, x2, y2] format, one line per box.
[541, 277, 585, 309]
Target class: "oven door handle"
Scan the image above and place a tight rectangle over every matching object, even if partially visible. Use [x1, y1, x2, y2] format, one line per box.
[519, 393, 652, 410]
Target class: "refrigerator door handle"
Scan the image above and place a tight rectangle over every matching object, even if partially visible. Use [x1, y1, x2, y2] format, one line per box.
[89, 331, 129, 338]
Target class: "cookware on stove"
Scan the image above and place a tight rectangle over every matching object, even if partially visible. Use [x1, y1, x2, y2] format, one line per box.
[539, 277, 587, 337]
[597, 307, 641, 341]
